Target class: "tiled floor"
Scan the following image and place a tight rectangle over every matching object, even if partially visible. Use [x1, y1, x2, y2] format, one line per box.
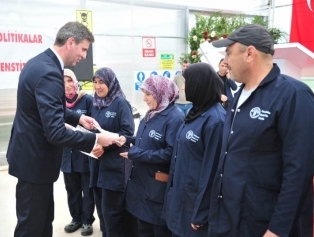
[0, 167, 102, 237]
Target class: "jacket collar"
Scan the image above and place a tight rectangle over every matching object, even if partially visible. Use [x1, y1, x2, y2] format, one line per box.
[159, 103, 175, 116]
[258, 63, 281, 87]
[44, 48, 63, 75]
[231, 63, 281, 109]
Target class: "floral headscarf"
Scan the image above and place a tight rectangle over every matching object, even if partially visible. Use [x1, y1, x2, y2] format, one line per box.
[93, 67, 126, 109]
[140, 75, 179, 120]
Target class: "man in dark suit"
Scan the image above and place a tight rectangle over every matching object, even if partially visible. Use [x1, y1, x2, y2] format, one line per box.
[217, 58, 238, 110]
[6, 21, 114, 237]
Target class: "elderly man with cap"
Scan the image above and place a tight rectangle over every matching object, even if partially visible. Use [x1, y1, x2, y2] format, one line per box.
[208, 24, 314, 237]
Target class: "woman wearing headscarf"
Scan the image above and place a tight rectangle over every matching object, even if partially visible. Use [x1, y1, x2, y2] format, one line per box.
[163, 63, 226, 237]
[116, 75, 184, 237]
[89, 67, 134, 237]
[61, 69, 95, 236]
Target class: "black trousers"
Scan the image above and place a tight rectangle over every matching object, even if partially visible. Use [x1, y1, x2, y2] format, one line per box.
[138, 219, 172, 237]
[94, 187, 139, 237]
[123, 210, 139, 237]
[14, 179, 54, 237]
[93, 187, 106, 235]
[102, 189, 125, 237]
[63, 172, 95, 224]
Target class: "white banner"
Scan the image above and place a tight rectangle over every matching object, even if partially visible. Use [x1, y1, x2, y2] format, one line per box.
[0, 27, 55, 89]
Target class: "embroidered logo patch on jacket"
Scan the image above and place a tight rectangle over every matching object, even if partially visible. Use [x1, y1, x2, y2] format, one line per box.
[75, 109, 87, 114]
[105, 111, 117, 118]
[186, 130, 199, 142]
[250, 107, 271, 120]
[149, 130, 162, 140]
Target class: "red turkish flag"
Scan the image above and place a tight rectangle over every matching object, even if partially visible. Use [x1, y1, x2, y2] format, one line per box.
[290, 0, 314, 52]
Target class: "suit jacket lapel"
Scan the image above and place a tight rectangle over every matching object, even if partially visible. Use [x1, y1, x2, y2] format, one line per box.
[44, 48, 66, 118]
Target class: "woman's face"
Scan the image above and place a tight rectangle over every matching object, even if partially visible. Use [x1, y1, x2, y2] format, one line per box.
[64, 76, 76, 94]
[93, 77, 109, 98]
[143, 90, 157, 110]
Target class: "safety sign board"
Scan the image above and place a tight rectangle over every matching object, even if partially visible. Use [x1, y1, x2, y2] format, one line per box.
[133, 70, 178, 90]
[160, 53, 174, 69]
[142, 37, 156, 57]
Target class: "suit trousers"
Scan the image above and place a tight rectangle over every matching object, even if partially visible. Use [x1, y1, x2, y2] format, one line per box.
[14, 179, 54, 237]
[63, 172, 95, 224]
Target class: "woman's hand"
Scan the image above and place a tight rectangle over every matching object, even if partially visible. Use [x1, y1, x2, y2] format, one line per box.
[92, 144, 104, 158]
[191, 223, 202, 230]
[115, 136, 127, 147]
[120, 152, 128, 159]
[221, 94, 228, 102]
[119, 144, 133, 159]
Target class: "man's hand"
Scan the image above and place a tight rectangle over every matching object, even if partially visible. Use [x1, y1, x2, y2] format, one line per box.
[97, 133, 115, 147]
[79, 115, 100, 130]
[263, 230, 280, 237]
[92, 144, 104, 158]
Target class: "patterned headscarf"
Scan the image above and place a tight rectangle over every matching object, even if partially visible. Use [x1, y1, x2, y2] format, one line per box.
[93, 67, 126, 109]
[140, 75, 179, 120]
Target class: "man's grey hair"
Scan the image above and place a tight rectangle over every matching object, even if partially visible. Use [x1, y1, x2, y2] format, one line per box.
[54, 21, 95, 46]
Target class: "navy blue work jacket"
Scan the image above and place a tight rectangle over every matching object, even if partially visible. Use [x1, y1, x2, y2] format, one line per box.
[89, 96, 134, 192]
[208, 64, 314, 237]
[125, 104, 184, 226]
[61, 94, 93, 173]
[164, 103, 225, 236]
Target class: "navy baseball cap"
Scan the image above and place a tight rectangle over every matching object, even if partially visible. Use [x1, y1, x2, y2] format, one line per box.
[212, 24, 275, 55]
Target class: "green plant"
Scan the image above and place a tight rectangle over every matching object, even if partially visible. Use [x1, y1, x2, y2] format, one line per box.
[180, 12, 287, 64]
[251, 15, 268, 27]
[178, 53, 192, 65]
[268, 27, 287, 43]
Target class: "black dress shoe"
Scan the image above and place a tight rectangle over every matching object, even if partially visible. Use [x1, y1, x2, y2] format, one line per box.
[64, 221, 82, 233]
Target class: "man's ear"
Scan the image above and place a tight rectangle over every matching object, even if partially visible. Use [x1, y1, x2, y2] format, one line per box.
[246, 46, 256, 62]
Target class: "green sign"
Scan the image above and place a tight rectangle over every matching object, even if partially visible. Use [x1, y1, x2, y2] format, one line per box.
[160, 54, 174, 60]
[160, 53, 175, 69]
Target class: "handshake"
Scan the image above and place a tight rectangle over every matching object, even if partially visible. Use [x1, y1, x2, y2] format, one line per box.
[76, 115, 118, 158]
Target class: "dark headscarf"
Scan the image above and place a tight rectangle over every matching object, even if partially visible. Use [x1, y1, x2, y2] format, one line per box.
[184, 62, 223, 123]
[140, 75, 179, 120]
[93, 67, 126, 109]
